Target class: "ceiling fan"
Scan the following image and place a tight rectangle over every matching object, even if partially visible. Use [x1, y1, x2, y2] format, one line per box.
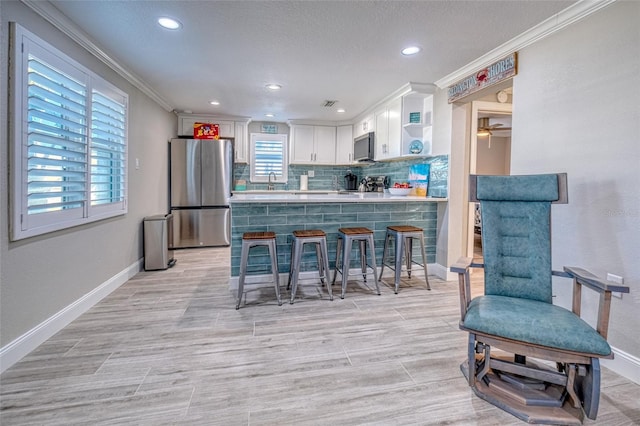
[477, 117, 511, 148]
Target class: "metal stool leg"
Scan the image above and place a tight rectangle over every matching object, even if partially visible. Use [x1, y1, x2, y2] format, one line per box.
[287, 236, 295, 290]
[394, 232, 403, 294]
[315, 243, 325, 284]
[290, 238, 303, 304]
[332, 236, 342, 286]
[359, 239, 367, 281]
[366, 233, 381, 295]
[268, 239, 282, 305]
[418, 233, 431, 290]
[406, 237, 413, 279]
[341, 236, 353, 299]
[379, 231, 391, 279]
[319, 238, 333, 300]
[237, 240, 250, 309]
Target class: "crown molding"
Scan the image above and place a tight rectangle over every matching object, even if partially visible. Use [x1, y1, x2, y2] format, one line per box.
[434, 0, 617, 89]
[21, 0, 175, 112]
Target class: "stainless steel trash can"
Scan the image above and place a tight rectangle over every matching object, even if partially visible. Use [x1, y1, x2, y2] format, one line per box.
[143, 213, 176, 271]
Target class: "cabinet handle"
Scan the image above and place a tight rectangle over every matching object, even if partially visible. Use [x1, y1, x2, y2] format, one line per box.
[310, 153, 313, 161]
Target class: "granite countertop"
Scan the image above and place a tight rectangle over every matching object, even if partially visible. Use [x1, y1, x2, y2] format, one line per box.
[229, 191, 447, 203]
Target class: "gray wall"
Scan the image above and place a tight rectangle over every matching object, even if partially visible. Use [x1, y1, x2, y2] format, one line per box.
[510, 2, 639, 358]
[0, 2, 176, 347]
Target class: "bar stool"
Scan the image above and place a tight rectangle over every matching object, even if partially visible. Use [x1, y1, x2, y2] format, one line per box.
[236, 231, 281, 309]
[379, 225, 430, 294]
[288, 230, 333, 303]
[331, 227, 381, 299]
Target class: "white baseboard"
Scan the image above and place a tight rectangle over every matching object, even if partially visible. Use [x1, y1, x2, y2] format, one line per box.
[0, 258, 143, 374]
[602, 346, 640, 385]
[429, 263, 456, 281]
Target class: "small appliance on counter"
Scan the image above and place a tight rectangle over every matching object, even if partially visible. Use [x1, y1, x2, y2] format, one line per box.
[360, 175, 389, 192]
[344, 170, 358, 191]
[300, 174, 308, 190]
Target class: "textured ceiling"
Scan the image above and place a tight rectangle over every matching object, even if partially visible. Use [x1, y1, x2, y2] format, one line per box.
[49, 0, 576, 122]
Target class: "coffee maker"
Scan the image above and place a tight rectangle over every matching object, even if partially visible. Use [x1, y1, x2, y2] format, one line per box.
[344, 170, 358, 191]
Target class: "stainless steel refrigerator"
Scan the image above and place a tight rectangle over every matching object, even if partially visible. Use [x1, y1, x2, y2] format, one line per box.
[170, 138, 233, 248]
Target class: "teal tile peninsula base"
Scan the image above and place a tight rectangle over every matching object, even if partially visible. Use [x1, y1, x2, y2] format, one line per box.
[230, 200, 439, 278]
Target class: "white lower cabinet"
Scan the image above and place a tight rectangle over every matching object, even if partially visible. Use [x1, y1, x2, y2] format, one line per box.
[290, 125, 336, 164]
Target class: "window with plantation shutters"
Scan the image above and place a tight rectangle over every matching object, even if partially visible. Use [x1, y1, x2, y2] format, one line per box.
[11, 24, 128, 240]
[250, 133, 288, 183]
[90, 89, 126, 209]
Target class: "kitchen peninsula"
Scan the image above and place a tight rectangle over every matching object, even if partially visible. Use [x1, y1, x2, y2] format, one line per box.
[228, 192, 447, 283]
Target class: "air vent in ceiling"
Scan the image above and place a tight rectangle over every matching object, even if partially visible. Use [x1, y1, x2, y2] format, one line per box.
[323, 100, 338, 107]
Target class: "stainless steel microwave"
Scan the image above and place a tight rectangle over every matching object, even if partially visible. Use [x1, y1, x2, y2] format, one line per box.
[353, 132, 375, 162]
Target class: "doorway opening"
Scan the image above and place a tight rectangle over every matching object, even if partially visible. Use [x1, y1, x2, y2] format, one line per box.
[467, 100, 512, 261]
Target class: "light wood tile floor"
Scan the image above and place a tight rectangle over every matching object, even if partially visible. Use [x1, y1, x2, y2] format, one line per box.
[1, 248, 638, 425]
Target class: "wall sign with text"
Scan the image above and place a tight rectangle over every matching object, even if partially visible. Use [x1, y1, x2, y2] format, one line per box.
[447, 52, 517, 103]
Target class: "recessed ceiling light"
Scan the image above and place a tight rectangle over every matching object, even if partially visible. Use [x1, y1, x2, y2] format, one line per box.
[265, 83, 282, 90]
[265, 113, 275, 118]
[209, 100, 220, 106]
[336, 108, 346, 113]
[158, 17, 181, 30]
[401, 46, 421, 56]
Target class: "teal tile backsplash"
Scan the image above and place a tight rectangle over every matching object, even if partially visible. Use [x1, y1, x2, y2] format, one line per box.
[234, 155, 448, 197]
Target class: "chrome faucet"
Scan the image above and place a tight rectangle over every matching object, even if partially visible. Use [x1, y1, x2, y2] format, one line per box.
[268, 172, 276, 190]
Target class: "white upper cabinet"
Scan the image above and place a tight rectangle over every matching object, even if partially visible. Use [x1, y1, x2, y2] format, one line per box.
[354, 83, 435, 161]
[177, 114, 234, 138]
[290, 125, 336, 165]
[374, 98, 401, 160]
[234, 121, 248, 163]
[354, 115, 374, 138]
[177, 114, 250, 163]
[335, 125, 354, 165]
[313, 126, 337, 163]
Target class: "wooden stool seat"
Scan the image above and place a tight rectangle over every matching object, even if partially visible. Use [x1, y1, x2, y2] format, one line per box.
[338, 227, 373, 235]
[387, 225, 422, 233]
[243, 231, 276, 240]
[288, 230, 332, 303]
[380, 225, 430, 294]
[292, 229, 326, 238]
[332, 227, 380, 298]
[236, 231, 281, 309]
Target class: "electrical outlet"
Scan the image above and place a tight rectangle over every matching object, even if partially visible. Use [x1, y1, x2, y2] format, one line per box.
[308, 170, 315, 178]
[607, 273, 624, 298]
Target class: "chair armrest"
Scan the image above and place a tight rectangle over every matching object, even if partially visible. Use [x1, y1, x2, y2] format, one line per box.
[563, 266, 630, 294]
[561, 266, 630, 340]
[451, 257, 485, 321]
[451, 257, 485, 273]
[451, 257, 473, 274]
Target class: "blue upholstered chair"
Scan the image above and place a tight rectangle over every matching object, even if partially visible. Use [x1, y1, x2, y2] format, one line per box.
[451, 174, 629, 425]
